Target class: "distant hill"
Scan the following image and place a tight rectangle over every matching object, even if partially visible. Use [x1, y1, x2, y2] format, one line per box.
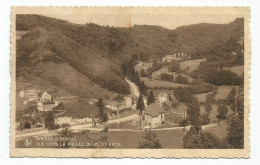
[16, 14, 244, 96]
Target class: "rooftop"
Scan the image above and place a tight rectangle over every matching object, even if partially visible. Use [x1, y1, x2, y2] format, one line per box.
[143, 103, 164, 117]
[158, 92, 168, 98]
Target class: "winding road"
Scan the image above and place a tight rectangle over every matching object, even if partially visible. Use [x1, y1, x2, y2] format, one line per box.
[125, 78, 140, 97]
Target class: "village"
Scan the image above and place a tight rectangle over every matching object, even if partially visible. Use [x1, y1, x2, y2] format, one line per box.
[17, 83, 183, 130]
[15, 48, 244, 150]
[16, 53, 193, 134]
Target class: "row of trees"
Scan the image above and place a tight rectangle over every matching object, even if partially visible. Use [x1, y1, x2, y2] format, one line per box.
[182, 85, 244, 149]
[190, 63, 243, 86]
[160, 73, 189, 84]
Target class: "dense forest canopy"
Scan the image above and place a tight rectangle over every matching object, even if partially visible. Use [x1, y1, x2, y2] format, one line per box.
[16, 14, 244, 94]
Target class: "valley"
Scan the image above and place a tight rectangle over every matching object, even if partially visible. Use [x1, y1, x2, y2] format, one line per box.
[15, 14, 245, 149]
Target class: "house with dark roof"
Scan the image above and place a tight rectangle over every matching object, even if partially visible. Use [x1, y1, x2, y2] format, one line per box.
[143, 103, 165, 128]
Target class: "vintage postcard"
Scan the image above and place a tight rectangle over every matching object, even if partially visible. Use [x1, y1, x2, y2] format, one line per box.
[10, 7, 250, 158]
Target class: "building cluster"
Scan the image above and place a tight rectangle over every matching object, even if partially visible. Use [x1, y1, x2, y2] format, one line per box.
[162, 53, 190, 62]
[142, 91, 175, 128]
[143, 103, 165, 128]
[19, 90, 59, 111]
[105, 96, 139, 111]
[105, 90, 175, 128]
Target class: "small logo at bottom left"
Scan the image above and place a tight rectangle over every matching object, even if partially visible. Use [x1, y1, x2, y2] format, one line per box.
[24, 139, 32, 147]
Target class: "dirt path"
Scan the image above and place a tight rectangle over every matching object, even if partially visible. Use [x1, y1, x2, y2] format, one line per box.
[125, 78, 140, 97]
[16, 113, 139, 138]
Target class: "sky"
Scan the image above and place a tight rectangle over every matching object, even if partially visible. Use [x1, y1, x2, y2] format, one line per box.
[43, 13, 242, 30]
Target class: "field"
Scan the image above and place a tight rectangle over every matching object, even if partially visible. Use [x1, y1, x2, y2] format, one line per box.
[141, 77, 186, 88]
[224, 65, 244, 76]
[208, 104, 233, 123]
[165, 113, 183, 125]
[180, 58, 206, 73]
[204, 122, 228, 139]
[106, 121, 140, 130]
[215, 85, 238, 100]
[195, 92, 211, 103]
[64, 101, 113, 118]
[16, 129, 185, 149]
[152, 67, 193, 81]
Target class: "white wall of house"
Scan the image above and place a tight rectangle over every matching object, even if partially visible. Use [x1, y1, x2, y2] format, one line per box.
[144, 113, 165, 128]
[41, 92, 52, 102]
[158, 96, 168, 104]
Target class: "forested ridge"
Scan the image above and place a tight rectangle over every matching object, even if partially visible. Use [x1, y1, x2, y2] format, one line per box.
[16, 14, 244, 94]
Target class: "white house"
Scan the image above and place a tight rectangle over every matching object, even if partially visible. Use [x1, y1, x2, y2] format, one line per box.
[162, 53, 187, 62]
[157, 92, 168, 104]
[19, 90, 25, 98]
[143, 103, 165, 128]
[105, 101, 124, 111]
[41, 92, 52, 102]
[162, 55, 175, 62]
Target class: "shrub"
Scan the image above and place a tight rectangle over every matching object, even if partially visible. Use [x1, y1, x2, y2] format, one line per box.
[201, 114, 210, 125]
[168, 60, 180, 72]
[179, 119, 189, 127]
[103, 126, 109, 133]
[61, 123, 71, 128]
[160, 73, 174, 82]
[53, 124, 61, 130]
[175, 75, 189, 84]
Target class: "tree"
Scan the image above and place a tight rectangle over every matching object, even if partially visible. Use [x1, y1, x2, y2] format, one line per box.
[226, 85, 244, 148]
[147, 90, 155, 105]
[138, 130, 162, 149]
[97, 98, 108, 122]
[201, 114, 210, 125]
[140, 69, 146, 77]
[24, 122, 31, 129]
[58, 128, 73, 148]
[136, 94, 145, 114]
[216, 104, 228, 125]
[226, 116, 244, 148]
[174, 87, 194, 104]
[160, 73, 174, 82]
[168, 60, 180, 72]
[146, 67, 153, 79]
[139, 81, 147, 95]
[135, 71, 141, 86]
[175, 75, 189, 84]
[152, 60, 162, 72]
[45, 111, 55, 130]
[183, 130, 221, 149]
[186, 99, 202, 133]
[226, 87, 237, 112]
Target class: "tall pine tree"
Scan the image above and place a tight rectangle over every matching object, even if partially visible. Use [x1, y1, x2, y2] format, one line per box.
[147, 90, 155, 105]
[45, 111, 55, 130]
[97, 98, 107, 122]
[139, 81, 147, 96]
[136, 94, 145, 114]
[216, 104, 228, 125]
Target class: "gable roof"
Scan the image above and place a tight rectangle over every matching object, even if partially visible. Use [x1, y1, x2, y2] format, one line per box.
[42, 92, 51, 98]
[143, 103, 164, 117]
[158, 92, 168, 98]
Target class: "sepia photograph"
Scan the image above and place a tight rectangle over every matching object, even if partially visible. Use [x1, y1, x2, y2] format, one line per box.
[10, 7, 250, 158]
